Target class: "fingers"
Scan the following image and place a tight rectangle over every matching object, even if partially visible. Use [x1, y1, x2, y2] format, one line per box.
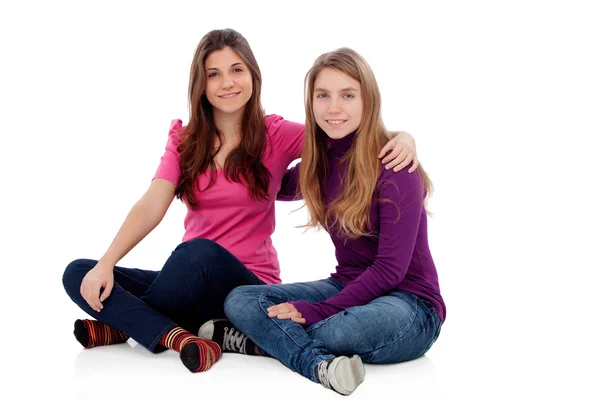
[407, 157, 420, 173]
[382, 147, 406, 168]
[392, 152, 419, 172]
[100, 280, 113, 302]
[276, 311, 303, 320]
[391, 155, 413, 172]
[384, 147, 420, 173]
[267, 303, 303, 322]
[380, 138, 421, 173]
[267, 303, 292, 317]
[381, 145, 403, 165]
[378, 142, 394, 159]
[89, 284, 104, 312]
[80, 280, 104, 313]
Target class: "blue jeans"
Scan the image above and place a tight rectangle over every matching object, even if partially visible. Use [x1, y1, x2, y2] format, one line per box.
[224, 278, 441, 382]
[62, 238, 265, 352]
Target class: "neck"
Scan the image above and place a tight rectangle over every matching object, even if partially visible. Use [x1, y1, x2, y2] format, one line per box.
[213, 107, 244, 144]
[328, 131, 357, 158]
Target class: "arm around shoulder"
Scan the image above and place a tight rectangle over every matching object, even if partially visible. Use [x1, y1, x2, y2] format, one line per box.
[265, 114, 305, 161]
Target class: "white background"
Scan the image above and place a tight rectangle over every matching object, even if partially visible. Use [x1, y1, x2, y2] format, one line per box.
[1, 1, 599, 399]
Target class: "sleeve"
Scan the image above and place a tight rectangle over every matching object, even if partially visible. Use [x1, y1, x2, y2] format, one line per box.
[276, 163, 304, 201]
[153, 119, 184, 186]
[290, 168, 425, 325]
[265, 114, 305, 162]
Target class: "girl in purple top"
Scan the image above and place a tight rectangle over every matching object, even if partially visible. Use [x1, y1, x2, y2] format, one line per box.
[61, 29, 417, 375]
[199, 48, 445, 395]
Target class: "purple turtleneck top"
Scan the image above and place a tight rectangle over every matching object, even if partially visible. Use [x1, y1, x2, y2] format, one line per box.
[278, 132, 445, 326]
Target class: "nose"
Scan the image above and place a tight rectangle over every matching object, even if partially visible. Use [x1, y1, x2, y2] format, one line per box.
[328, 98, 342, 114]
[221, 73, 234, 90]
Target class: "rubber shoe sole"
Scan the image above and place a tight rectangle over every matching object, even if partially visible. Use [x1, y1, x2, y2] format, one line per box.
[328, 355, 365, 395]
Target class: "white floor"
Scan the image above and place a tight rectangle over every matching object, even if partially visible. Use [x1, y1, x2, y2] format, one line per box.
[6, 296, 597, 400]
[52, 338, 443, 400]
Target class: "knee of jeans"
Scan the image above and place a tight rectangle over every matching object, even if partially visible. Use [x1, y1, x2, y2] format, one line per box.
[177, 238, 226, 270]
[182, 238, 222, 256]
[62, 259, 92, 294]
[224, 286, 261, 322]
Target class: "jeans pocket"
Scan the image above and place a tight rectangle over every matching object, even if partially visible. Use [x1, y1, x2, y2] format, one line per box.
[416, 297, 436, 319]
[423, 315, 442, 355]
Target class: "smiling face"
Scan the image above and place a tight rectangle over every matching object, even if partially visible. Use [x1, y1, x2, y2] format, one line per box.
[312, 67, 363, 139]
[204, 46, 253, 116]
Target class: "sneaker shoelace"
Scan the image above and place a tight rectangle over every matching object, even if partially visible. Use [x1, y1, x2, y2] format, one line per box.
[223, 326, 248, 354]
[317, 359, 332, 390]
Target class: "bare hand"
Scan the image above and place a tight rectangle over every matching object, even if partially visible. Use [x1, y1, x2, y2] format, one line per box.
[267, 302, 306, 324]
[378, 131, 419, 173]
[80, 260, 115, 312]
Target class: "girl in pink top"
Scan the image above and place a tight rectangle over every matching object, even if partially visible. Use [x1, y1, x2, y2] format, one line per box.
[62, 29, 418, 374]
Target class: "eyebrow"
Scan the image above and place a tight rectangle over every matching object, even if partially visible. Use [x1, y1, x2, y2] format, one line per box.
[206, 62, 244, 71]
[314, 87, 358, 92]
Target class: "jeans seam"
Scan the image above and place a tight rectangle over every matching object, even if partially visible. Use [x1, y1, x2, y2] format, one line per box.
[304, 313, 338, 334]
[363, 308, 440, 362]
[258, 293, 329, 368]
[121, 270, 156, 288]
[359, 294, 421, 356]
[149, 322, 178, 352]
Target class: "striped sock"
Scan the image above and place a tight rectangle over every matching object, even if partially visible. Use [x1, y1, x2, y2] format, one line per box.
[160, 327, 222, 373]
[74, 319, 129, 349]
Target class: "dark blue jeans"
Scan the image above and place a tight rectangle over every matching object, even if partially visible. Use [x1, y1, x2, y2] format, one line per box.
[225, 278, 441, 382]
[62, 238, 265, 352]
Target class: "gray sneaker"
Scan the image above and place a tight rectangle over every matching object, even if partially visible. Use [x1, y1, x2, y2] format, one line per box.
[198, 319, 252, 354]
[315, 355, 365, 395]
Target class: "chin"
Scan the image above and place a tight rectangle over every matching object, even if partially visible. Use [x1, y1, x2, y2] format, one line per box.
[219, 104, 245, 114]
[327, 131, 352, 139]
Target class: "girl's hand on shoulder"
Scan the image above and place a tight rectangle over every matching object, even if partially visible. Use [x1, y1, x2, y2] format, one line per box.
[378, 131, 419, 173]
[267, 302, 306, 324]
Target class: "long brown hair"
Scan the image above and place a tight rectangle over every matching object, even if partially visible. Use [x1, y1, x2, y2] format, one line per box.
[299, 48, 433, 239]
[175, 29, 270, 209]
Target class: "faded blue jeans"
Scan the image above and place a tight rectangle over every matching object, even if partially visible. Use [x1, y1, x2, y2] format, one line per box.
[224, 278, 441, 382]
[63, 238, 265, 352]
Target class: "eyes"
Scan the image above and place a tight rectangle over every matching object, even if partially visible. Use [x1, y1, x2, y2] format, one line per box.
[207, 67, 245, 78]
[315, 92, 355, 99]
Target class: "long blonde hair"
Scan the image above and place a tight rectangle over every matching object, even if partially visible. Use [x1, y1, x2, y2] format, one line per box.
[299, 48, 432, 239]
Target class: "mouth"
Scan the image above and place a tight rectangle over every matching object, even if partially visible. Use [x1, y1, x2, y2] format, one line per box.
[325, 119, 347, 127]
[218, 92, 241, 99]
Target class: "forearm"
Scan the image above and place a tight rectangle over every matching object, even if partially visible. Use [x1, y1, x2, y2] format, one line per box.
[100, 199, 166, 266]
[292, 266, 405, 325]
[277, 163, 303, 201]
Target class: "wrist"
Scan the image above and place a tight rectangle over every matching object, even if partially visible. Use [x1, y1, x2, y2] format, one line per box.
[98, 255, 117, 269]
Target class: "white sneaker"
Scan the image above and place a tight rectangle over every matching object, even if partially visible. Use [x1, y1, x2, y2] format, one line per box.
[316, 355, 365, 395]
